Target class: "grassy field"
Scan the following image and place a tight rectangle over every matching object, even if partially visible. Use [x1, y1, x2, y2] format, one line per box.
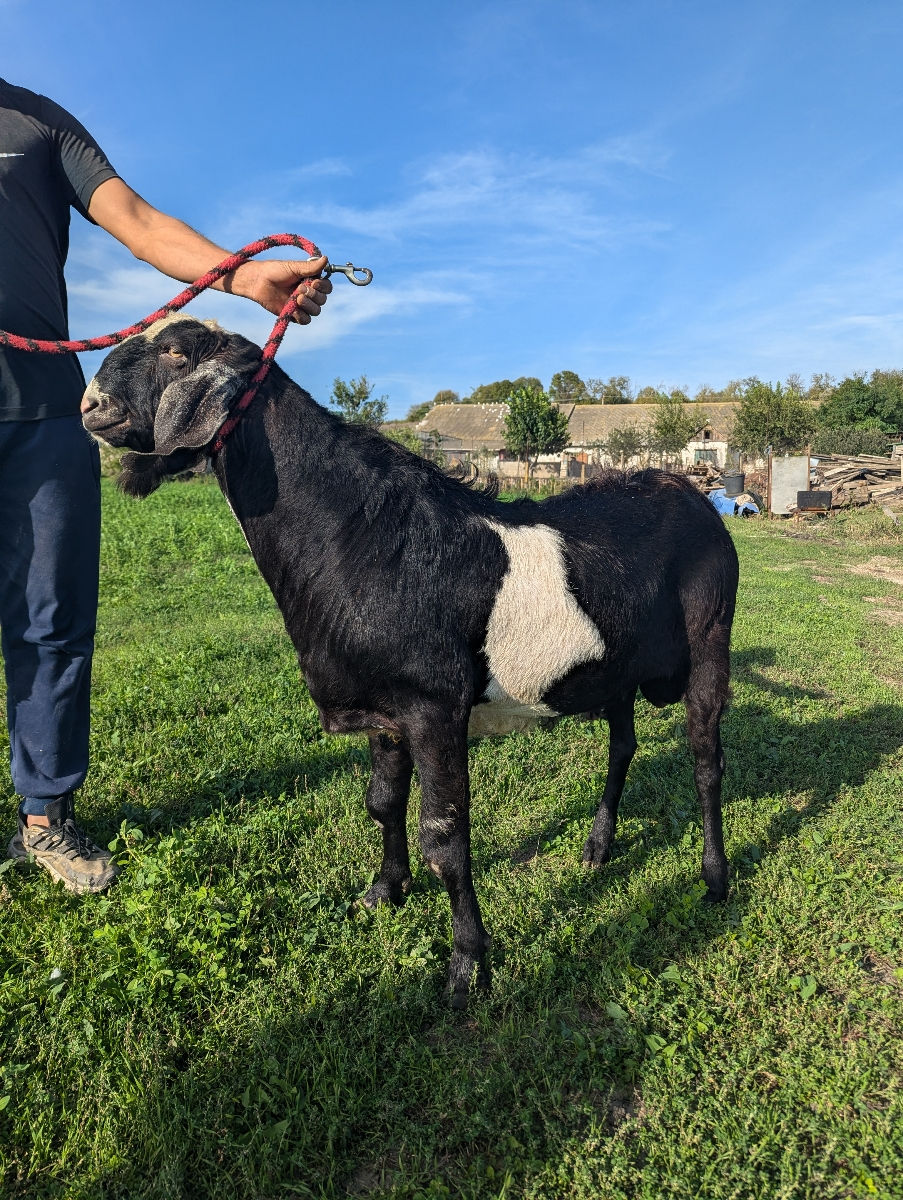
[1, 481, 902, 1200]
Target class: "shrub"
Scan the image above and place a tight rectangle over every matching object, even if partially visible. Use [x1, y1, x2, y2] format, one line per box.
[730, 379, 816, 457]
[812, 426, 891, 457]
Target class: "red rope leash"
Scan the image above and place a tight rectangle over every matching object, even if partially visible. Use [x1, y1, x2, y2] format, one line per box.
[0, 232, 350, 453]
[0, 233, 321, 353]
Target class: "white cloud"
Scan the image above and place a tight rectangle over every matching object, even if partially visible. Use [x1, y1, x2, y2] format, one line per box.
[228, 139, 669, 255]
[65, 230, 465, 364]
[67, 263, 176, 317]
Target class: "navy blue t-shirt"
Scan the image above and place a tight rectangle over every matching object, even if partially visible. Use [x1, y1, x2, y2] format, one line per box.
[0, 79, 118, 420]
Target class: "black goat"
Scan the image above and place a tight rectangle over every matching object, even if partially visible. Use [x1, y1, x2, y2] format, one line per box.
[82, 318, 739, 1007]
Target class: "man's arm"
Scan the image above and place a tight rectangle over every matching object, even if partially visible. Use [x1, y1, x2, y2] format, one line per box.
[87, 177, 332, 323]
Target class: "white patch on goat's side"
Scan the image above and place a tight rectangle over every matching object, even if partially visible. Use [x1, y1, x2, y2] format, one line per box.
[469, 519, 605, 736]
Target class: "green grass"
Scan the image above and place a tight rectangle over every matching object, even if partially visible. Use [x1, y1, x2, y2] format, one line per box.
[1, 484, 902, 1199]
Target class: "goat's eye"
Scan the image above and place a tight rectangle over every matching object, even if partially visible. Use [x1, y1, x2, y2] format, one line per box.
[166, 347, 186, 361]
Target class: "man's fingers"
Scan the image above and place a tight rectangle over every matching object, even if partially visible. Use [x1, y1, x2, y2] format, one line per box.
[255, 259, 336, 321]
[298, 254, 328, 277]
[297, 279, 331, 300]
[295, 295, 322, 317]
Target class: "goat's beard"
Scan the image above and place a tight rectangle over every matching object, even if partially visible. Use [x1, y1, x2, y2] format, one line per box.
[117, 448, 206, 498]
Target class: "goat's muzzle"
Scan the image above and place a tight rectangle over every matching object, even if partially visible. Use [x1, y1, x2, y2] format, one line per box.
[81, 380, 136, 446]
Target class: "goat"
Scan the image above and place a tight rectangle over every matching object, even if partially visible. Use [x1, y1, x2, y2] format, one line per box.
[82, 318, 740, 1007]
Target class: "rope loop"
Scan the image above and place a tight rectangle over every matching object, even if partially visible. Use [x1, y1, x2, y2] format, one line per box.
[0, 233, 333, 453]
[0, 233, 321, 354]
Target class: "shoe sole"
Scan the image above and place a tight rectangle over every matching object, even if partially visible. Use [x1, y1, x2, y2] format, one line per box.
[6, 836, 117, 894]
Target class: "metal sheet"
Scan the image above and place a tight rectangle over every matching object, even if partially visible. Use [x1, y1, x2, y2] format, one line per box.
[770, 455, 809, 514]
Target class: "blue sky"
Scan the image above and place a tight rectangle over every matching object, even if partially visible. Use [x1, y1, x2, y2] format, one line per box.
[3, 0, 902, 417]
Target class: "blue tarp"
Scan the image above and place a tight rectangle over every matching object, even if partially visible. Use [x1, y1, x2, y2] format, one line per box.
[708, 488, 759, 518]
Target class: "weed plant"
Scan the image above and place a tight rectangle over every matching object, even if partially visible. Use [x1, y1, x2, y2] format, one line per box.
[0, 483, 901, 1198]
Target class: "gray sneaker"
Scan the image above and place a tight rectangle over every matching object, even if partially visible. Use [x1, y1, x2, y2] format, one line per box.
[6, 795, 118, 894]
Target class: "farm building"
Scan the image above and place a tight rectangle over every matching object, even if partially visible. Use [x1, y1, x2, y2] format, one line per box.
[394, 401, 741, 478]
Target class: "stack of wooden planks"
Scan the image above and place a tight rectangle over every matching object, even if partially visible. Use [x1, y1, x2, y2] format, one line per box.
[812, 453, 903, 509]
[684, 462, 723, 493]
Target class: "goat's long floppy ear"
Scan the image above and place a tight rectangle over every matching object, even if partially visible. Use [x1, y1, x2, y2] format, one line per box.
[153, 360, 245, 456]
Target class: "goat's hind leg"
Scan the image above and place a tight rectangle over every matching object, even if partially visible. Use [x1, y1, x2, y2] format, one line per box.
[583, 691, 637, 868]
[684, 631, 731, 903]
[362, 732, 414, 907]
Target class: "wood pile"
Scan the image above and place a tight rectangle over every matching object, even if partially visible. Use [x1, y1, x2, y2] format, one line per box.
[684, 455, 903, 513]
[684, 463, 767, 502]
[811, 453, 903, 509]
[685, 463, 722, 493]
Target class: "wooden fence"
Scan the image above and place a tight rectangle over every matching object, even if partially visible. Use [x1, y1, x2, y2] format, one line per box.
[498, 477, 575, 496]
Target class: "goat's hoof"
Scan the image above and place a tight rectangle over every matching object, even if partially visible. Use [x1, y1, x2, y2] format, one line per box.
[581, 836, 612, 869]
[702, 862, 729, 904]
[447, 951, 490, 1009]
[361, 877, 412, 909]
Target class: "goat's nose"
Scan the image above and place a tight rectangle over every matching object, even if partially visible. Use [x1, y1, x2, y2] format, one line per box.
[80, 379, 104, 414]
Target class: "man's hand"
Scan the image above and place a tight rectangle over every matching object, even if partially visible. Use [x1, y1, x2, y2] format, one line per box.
[89, 178, 332, 323]
[227, 257, 333, 324]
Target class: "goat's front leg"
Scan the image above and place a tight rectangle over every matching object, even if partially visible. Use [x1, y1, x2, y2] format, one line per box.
[583, 691, 637, 868]
[407, 713, 489, 1008]
[362, 732, 414, 908]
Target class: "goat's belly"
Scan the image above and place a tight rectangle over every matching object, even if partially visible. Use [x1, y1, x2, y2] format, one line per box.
[468, 696, 558, 737]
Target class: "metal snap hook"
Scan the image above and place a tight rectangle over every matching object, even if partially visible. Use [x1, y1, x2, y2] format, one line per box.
[324, 261, 373, 286]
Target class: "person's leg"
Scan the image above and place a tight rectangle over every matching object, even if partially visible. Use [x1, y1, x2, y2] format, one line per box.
[0, 416, 116, 892]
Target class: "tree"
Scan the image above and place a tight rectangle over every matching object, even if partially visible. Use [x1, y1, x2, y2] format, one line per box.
[405, 389, 461, 423]
[600, 422, 651, 467]
[462, 378, 542, 404]
[383, 425, 424, 453]
[329, 375, 388, 425]
[548, 370, 587, 404]
[465, 380, 517, 404]
[811, 426, 890, 457]
[512, 375, 543, 393]
[729, 378, 816, 458]
[405, 401, 433, 423]
[503, 386, 570, 477]
[806, 372, 836, 403]
[636, 385, 689, 407]
[635, 385, 667, 405]
[721, 380, 745, 402]
[690, 379, 744, 404]
[649, 392, 703, 465]
[693, 384, 719, 404]
[420, 429, 446, 466]
[584, 375, 633, 404]
[816, 370, 903, 433]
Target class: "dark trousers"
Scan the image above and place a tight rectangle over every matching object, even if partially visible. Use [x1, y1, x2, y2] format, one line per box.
[0, 416, 100, 811]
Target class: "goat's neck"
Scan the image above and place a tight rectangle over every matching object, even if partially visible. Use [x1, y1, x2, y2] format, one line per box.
[210, 380, 421, 629]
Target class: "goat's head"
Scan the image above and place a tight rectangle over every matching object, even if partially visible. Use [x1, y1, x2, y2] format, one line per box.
[81, 317, 260, 496]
